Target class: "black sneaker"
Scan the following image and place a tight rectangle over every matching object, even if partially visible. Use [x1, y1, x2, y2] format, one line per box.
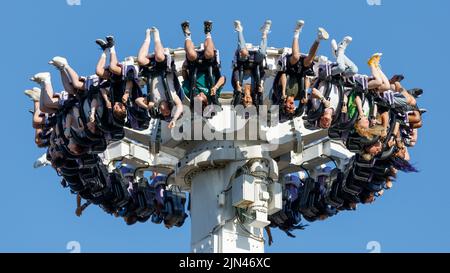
[408, 88, 423, 98]
[204, 20, 213, 34]
[106, 36, 115, 48]
[390, 74, 405, 83]
[181, 21, 191, 36]
[95, 39, 109, 51]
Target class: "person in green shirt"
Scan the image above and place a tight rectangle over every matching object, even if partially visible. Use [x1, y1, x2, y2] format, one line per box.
[180, 20, 226, 110]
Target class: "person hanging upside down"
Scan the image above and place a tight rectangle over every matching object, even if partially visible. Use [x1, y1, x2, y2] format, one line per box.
[180, 20, 226, 111]
[277, 21, 329, 119]
[232, 19, 271, 108]
[135, 27, 184, 128]
[330, 36, 358, 77]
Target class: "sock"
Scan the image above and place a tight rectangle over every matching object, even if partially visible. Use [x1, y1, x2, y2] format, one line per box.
[185, 35, 191, 41]
[101, 52, 107, 59]
[110, 46, 116, 55]
[294, 31, 301, 39]
[206, 33, 212, 40]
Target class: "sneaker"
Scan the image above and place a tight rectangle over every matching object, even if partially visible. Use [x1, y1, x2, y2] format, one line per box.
[30, 72, 51, 83]
[317, 27, 329, 40]
[260, 19, 272, 34]
[204, 20, 213, 34]
[33, 153, 50, 169]
[390, 74, 405, 83]
[24, 87, 41, 101]
[368, 52, 382, 66]
[419, 108, 427, 115]
[49, 56, 68, 69]
[150, 26, 158, 33]
[331, 39, 338, 58]
[106, 36, 115, 48]
[408, 88, 423, 98]
[294, 20, 305, 32]
[339, 36, 352, 51]
[181, 21, 191, 36]
[234, 20, 243, 32]
[95, 39, 109, 51]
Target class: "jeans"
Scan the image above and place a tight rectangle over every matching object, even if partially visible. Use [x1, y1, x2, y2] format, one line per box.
[237, 31, 267, 62]
[331, 48, 359, 77]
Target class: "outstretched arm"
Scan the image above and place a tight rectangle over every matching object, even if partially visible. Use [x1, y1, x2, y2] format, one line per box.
[168, 94, 184, 129]
[355, 96, 365, 116]
[100, 88, 112, 109]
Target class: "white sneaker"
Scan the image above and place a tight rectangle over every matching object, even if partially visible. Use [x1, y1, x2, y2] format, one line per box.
[331, 39, 338, 58]
[33, 153, 50, 169]
[374, 52, 383, 57]
[30, 72, 51, 83]
[317, 27, 329, 41]
[49, 56, 68, 69]
[339, 36, 353, 51]
[260, 19, 272, 34]
[24, 87, 41, 102]
[150, 26, 158, 33]
[234, 20, 243, 32]
[294, 20, 305, 32]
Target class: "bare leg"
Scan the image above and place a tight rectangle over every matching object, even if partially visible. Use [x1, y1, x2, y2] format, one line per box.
[184, 38, 197, 62]
[109, 45, 122, 76]
[34, 128, 43, 147]
[204, 33, 216, 60]
[304, 41, 320, 67]
[96, 50, 108, 78]
[377, 66, 393, 91]
[65, 65, 85, 91]
[32, 101, 45, 129]
[304, 27, 329, 67]
[408, 111, 421, 124]
[152, 28, 166, 63]
[59, 69, 75, 94]
[137, 29, 151, 66]
[40, 79, 59, 113]
[181, 21, 197, 61]
[368, 63, 383, 90]
[290, 35, 301, 65]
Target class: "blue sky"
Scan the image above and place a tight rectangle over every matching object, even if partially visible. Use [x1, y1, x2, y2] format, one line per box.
[0, 0, 448, 253]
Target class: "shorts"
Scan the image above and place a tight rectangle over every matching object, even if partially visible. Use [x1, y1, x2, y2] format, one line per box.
[242, 74, 253, 86]
[58, 91, 69, 107]
[393, 93, 409, 110]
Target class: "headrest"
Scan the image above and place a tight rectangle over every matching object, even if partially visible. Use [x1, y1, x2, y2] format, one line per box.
[119, 165, 134, 177]
[84, 74, 100, 90]
[284, 174, 302, 187]
[151, 175, 167, 185]
[123, 56, 137, 66]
